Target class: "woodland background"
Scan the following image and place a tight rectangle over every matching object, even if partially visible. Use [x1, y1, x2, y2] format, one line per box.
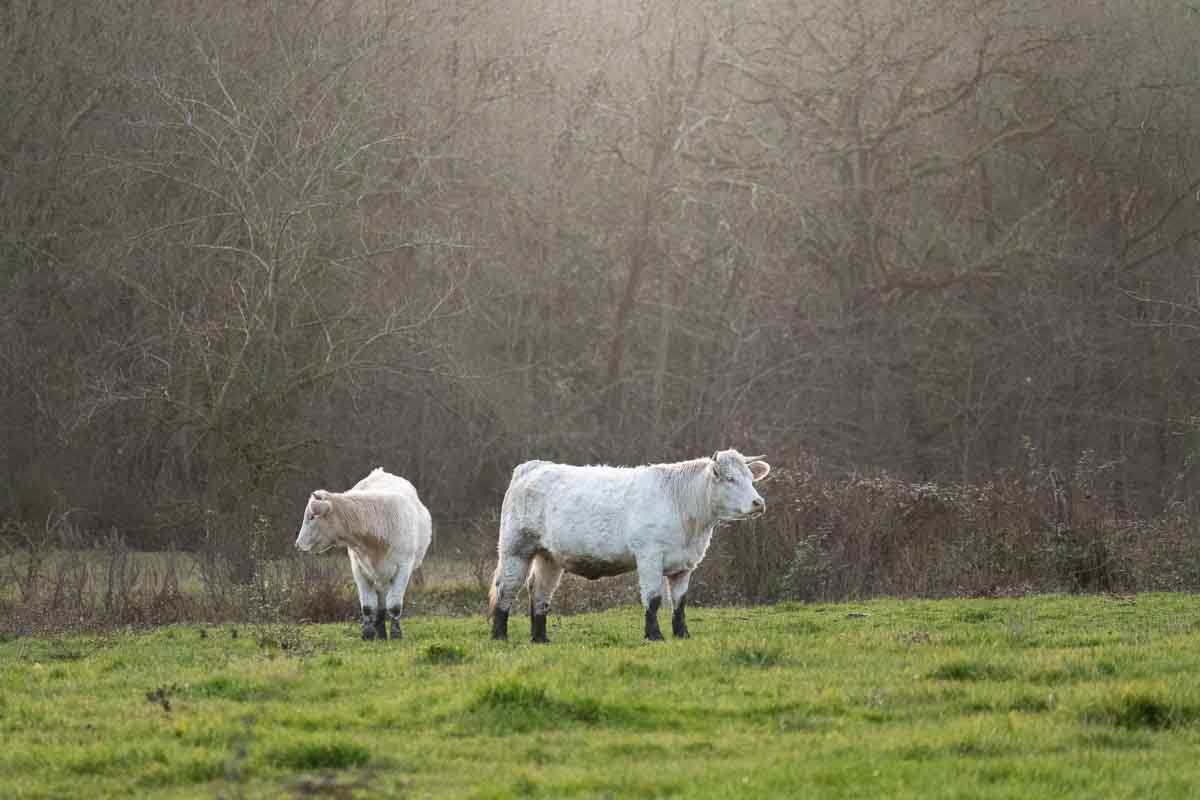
[4, 0, 1200, 616]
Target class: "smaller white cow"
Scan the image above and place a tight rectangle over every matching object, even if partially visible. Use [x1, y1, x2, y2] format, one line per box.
[489, 449, 769, 643]
[295, 467, 432, 641]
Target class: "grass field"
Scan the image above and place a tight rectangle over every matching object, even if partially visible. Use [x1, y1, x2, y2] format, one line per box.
[3, 593, 1200, 799]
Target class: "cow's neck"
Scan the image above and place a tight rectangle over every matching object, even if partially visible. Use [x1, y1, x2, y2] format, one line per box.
[674, 463, 720, 540]
[330, 494, 393, 567]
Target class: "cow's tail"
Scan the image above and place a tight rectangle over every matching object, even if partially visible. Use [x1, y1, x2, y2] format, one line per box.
[490, 459, 545, 617]
[488, 562, 501, 614]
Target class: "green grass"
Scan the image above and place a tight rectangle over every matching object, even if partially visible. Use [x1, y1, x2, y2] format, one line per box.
[3, 593, 1200, 798]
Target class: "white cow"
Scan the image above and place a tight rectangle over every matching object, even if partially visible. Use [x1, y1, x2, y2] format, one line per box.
[295, 467, 432, 641]
[489, 449, 769, 643]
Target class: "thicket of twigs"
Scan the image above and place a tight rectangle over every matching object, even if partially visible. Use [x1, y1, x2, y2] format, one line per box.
[5, 446, 1197, 638]
[710, 447, 1200, 604]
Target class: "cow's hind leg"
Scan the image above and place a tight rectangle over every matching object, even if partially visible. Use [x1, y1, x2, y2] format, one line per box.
[385, 561, 416, 640]
[668, 570, 693, 639]
[527, 553, 564, 644]
[490, 542, 535, 641]
[350, 557, 381, 641]
[373, 601, 387, 642]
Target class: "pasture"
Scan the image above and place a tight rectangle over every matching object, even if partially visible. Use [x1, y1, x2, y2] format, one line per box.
[2, 593, 1200, 798]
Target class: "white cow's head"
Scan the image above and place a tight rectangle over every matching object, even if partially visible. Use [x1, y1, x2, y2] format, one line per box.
[708, 449, 769, 520]
[294, 490, 339, 554]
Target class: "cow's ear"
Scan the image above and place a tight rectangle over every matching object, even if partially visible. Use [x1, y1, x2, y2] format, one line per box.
[748, 461, 770, 482]
[310, 495, 332, 517]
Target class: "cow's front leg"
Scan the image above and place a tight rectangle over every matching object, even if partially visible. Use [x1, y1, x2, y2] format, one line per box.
[385, 562, 416, 641]
[636, 554, 666, 641]
[668, 570, 692, 639]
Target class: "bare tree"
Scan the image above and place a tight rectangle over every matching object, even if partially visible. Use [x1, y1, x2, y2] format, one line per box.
[3, 0, 1200, 571]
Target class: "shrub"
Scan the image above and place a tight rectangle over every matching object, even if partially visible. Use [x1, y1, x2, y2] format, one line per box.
[468, 679, 605, 731]
[928, 660, 1017, 682]
[1081, 687, 1200, 731]
[267, 741, 371, 770]
[421, 643, 467, 665]
[705, 448, 1196, 604]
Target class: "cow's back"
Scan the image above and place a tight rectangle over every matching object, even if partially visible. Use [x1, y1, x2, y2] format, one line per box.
[348, 468, 431, 555]
[350, 467, 418, 499]
[502, 461, 644, 566]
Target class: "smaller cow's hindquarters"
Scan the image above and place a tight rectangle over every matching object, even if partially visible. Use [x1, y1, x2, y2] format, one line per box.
[351, 554, 420, 641]
[295, 468, 432, 642]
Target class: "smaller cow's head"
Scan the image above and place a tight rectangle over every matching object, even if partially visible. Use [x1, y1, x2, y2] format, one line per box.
[295, 490, 339, 554]
[708, 449, 770, 521]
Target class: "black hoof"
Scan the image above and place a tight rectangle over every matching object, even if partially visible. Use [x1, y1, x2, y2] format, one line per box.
[373, 609, 388, 641]
[672, 594, 689, 639]
[644, 596, 664, 641]
[390, 622, 403, 640]
[362, 627, 376, 641]
[531, 613, 549, 644]
[491, 608, 510, 641]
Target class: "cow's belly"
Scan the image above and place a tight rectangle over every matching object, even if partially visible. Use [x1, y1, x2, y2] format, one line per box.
[542, 527, 637, 580]
[558, 553, 637, 580]
[535, 487, 700, 580]
[555, 544, 696, 580]
[538, 494, 635, 579]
